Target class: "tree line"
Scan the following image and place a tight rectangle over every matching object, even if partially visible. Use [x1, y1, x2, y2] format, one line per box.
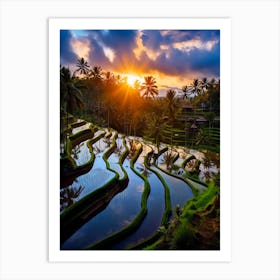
[60, 57, 220, 148]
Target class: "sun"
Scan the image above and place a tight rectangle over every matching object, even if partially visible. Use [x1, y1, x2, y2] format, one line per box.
[126, 74, 143, 87]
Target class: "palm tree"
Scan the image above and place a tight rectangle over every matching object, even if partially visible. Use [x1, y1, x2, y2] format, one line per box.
[182, 85, 191, 100]
[140, 76, 158, 99]
[74, 57, 90, 75]
[115, 74, 122, 85]
[207, 78, 219, 112]
[210, 78, 217, 88]
[104, 71, 114, 86]
[89, 66, 103, 80]
[60, 66, 85, 146]
[200, 77, 212, 93]
[200, 77, 216, 111]
[165, 89, 181, 146]
[60, 66, 85, 115]
[144, 113, 167, 153]
[60, 66, 85, 126]
[133, 80, 141, 96]
[165, 89, 179, 123]
[189, 78, 202, 97]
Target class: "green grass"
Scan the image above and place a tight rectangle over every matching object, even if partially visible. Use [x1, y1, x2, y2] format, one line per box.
[144, 182, 219, 250]
[187, 183, 219, 212]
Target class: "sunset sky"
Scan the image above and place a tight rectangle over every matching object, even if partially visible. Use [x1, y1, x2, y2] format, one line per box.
[60, 29, 220, 96]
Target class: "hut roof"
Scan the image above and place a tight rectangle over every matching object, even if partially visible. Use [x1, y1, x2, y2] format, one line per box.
[182, 104, 193, 109]
[196, 117, 207, 122]
[191, 124, 198, 129]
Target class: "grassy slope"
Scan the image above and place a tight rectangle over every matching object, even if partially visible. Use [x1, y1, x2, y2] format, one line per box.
[145, 182, 220, 250]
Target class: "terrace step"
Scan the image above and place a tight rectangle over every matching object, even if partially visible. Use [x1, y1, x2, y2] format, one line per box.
[77, 141, 147, 250]
[60, 120, 219, 250]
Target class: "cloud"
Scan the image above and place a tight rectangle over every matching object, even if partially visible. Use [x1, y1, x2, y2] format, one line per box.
[60, 29, 220, 84]
[60, 30, 77, 65]
[186, 40, 220, 77]
[132, 30, 220, 78]
[136, 34, 220, 78]
[70, 38, 91, 61]
[87, 35, 112, 69]
[99, 30, 139, 71]
[161, 30, 220, 44]
[78, 30, 139, 72]
[99, 30, 138, 53]
[141, 30, 163, 51]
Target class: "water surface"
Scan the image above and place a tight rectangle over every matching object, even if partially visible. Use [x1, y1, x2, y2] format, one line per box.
[150, 166, 193, 213]
[60, 133, 115, 212]
[112, 145, 165, 249]
[61, 158, 144, 249]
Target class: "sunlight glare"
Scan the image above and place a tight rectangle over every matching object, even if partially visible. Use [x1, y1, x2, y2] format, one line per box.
[126, 74, 144, 87]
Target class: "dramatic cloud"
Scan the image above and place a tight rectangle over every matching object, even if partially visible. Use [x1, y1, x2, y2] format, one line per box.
[99, 30, 137, 53]
[70, 38, 91, 62]
[60, 30, 77, 65]
[87, 35, 112, 68]
[141, 30, 163, 52]
[60, 29, 220, 89]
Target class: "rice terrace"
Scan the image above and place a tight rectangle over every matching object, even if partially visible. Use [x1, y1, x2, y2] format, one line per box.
[60, 29, 221, 250]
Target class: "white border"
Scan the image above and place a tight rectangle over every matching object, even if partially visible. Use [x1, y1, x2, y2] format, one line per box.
[1, 1, 279, 279]
[49, 18, 231, 262]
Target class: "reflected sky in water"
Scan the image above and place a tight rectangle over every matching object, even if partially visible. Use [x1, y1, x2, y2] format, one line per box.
[150, 166, 193, 213]
[61, 158, 144, 250]
[113, 155, 165, 248]
[61, 135, 115, 212]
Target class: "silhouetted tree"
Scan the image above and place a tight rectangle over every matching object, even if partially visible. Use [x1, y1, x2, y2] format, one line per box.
[74, 57, 90, 75]
[140, 76, 158, 99]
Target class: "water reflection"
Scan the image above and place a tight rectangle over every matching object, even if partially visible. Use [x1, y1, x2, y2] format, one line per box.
[135, 163, 152, 178]
[61, 126, 219, 248]
[61, 158, 144, 250]
[160, 150, 178, 172]
[150, 166, 193, 215]
[103, 137, 112, 148]
[72, 122, 91, 134]
[107, 136, 126, 179]
[113, 164, 165, 249]
[71, 144, 81, 160]
[112, 143, 165, 249]
[60, 185, 85, 212]
[60, 136, 115, 212]
[127, 139, 140, 159]
[71, 141, 91, 166]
